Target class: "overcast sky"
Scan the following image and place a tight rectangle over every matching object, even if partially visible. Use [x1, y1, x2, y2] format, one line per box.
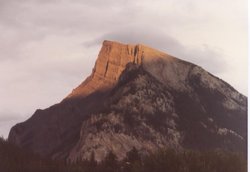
[0, 0, 248, 138]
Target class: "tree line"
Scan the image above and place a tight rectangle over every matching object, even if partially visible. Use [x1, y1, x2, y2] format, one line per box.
[0, 137, 246, 172]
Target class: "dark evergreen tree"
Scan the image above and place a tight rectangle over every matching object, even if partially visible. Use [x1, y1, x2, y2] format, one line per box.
[101, 151, 119, 172]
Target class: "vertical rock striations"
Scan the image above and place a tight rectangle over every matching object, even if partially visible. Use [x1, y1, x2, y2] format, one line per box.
[67, 41, 145, 98]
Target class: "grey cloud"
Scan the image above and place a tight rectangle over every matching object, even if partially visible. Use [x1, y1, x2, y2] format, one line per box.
[0, 0, 132, 28]
[0, 111, 23, 122]
[0, 0, 134, 54]
[0, 0, 136, 63]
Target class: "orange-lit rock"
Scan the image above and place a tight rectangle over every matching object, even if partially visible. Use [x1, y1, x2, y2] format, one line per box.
[67, 40, 171, 98]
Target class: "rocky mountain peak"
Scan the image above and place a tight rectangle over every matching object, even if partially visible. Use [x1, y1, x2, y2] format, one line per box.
[67, 40, 171, 99]
[9, 40, 247, 162]
[67, 41, 142, 98]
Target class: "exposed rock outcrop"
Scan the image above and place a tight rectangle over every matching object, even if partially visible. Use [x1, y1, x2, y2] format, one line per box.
[67, 41, 146, 98]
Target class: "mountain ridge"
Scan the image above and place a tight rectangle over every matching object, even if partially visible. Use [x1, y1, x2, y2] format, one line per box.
[8, 40, 247, 162]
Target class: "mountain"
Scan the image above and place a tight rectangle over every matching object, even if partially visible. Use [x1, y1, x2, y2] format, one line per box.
[8, 40, 247, 162]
